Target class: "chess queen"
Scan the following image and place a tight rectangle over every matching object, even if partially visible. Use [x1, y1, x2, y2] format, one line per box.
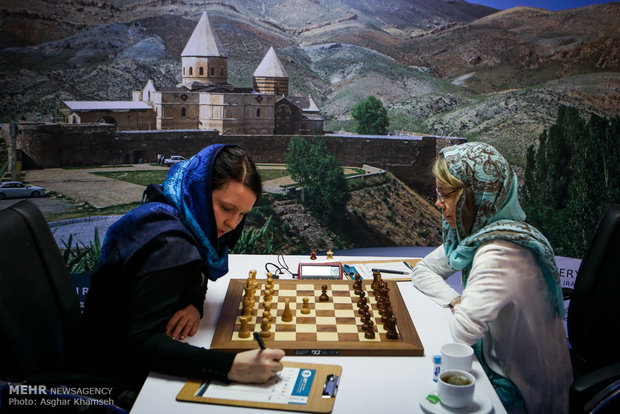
[74, 144, 284, 403]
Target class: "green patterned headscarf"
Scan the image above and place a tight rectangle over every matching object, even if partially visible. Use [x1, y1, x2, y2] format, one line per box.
[439, 142, 564, 316]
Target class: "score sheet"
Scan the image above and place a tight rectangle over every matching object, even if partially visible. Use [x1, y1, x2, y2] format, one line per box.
[195, 367, 316, 405]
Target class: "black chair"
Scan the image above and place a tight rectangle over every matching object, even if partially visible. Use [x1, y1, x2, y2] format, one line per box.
[567, 204, 620, 413]
[0, 200, 129, 413]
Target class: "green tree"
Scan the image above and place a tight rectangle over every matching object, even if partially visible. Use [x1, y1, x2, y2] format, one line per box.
[522, 105, 620, 258]
[351, 96, 389, 135]
[285, 136, 350, 222]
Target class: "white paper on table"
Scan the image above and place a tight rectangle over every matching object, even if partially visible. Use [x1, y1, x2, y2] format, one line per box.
[350, 261, 413, 279]
[195, 367, 314, 405]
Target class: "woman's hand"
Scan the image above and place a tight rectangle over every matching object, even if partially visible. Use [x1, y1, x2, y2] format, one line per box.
[166, 304, 201, 340]
[227, 348, 285, 383]
[449, 296, 462, 313]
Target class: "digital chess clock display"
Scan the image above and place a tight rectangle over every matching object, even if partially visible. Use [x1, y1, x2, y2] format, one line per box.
[297, 262, 343, 280]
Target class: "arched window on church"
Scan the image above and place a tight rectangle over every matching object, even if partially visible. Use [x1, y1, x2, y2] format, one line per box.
[220, 68, 224, 76]
[189, 67, 193, 75]
[199, 67, 204, 75]
[183, 67, 185, 75]
[256, 108, 261, 117]
[210, 67, 215, 76]
[181, 107, 187, 117]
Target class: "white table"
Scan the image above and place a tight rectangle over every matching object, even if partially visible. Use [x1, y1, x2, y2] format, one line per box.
[130, 255, 506, 414]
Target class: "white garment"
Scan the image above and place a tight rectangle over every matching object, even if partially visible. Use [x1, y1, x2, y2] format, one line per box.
[412, 239, 572, 414]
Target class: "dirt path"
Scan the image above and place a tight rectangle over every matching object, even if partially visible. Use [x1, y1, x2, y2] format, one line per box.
[25, 165, 168, 209]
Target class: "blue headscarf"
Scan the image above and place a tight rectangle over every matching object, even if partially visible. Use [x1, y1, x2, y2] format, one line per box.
[440, 142, 564, 317]
[99, 144, 245, 281]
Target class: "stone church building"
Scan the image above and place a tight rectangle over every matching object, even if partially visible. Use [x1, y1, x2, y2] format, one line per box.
[64, 12, 324, 135]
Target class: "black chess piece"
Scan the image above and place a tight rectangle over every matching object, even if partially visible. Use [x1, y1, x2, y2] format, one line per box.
[319, 284, 329, 302]
[354, 274, 363, 295]
[358, 303, 369, 316]
[382, 305, 394, 324]
[357, 293, 367, 308]
[386, 315, 399, 339]
[364, 320, 376, 339]
[371, 271, 381, 290]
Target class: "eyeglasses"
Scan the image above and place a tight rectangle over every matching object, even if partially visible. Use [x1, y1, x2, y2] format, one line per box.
[436, 187, 458, 204]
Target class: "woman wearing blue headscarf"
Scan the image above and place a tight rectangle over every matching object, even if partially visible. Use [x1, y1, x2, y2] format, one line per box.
[75, 144, 284, 398]
[412, 142, 572, 413]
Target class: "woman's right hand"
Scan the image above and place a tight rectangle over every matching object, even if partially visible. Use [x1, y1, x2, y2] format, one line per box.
[227, 348, 285, 383]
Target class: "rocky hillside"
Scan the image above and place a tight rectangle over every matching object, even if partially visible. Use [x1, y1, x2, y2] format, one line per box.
[1, 1, 618, 168]
[261, 173, 442, 254]
[344, 174, 442, 247]
[0, 0, 495, 46]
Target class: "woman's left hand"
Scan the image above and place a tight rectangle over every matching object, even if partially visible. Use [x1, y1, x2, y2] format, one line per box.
[448, 296, 461, 313]
[166, 304, 200, 340]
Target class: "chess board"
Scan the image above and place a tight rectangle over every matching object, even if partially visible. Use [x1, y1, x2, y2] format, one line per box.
[211, 279, 424, 356]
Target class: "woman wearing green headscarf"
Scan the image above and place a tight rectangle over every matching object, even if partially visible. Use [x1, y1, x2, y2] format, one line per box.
[412, 142, 572, 413]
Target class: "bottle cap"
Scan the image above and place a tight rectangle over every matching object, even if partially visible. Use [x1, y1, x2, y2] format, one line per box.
[433, 354, 441, 364]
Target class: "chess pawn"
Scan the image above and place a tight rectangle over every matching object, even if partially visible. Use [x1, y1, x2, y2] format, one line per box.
[326, 249, 333, 260]
[353, 274, 363, 295]
[310, 250, 317, 260]
[358, 303, 369, 316]
[264, 290, 273, 303]
[238, 315, 251, 338]
[356, 292, 367, 308]
[282, 298, 293, 322]
[362, 309, 371, 322]
[262, 310, 272, 328]
[301, 297, 311, 314]
[364, 320, 376, 339]
[263, 301, 273, 322]
[259, 318, 271, 338]
[319, 284, 329, 302]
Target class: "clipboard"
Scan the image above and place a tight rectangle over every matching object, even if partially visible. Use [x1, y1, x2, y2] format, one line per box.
[176, 361, 342, 413]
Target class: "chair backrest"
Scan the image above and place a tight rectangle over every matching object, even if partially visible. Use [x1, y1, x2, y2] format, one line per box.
[567, 204, 620, 375]
[0, 200, 80, 381]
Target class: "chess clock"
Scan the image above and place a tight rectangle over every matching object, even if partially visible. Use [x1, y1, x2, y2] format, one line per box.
[297, 262, 343, 280]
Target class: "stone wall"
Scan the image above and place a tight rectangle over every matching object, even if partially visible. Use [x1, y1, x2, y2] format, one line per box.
[70, 109, 156, 131]
[8, 122, 464, 196]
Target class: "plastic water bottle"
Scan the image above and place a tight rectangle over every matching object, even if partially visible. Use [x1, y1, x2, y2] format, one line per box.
[432, 354, 442, 382]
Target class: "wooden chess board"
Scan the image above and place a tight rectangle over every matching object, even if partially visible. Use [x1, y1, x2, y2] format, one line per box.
[211, 279, 424, 356]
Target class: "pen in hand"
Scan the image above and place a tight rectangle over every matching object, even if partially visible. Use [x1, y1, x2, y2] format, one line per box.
[253, 332, 266, 350]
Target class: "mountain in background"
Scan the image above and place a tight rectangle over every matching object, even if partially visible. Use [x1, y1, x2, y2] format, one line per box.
[1, 0, 619, 166]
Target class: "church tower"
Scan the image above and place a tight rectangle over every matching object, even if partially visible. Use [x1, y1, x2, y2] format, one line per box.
[181, 12, 228, 89]
[253, 47, 289, 96]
